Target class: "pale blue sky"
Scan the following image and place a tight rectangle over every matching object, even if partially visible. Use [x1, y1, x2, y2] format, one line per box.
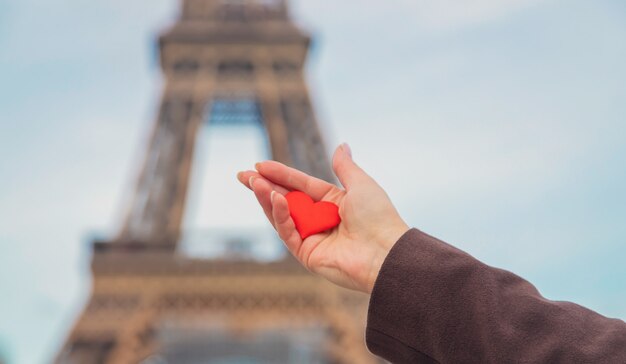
[1, 0, 625, 363]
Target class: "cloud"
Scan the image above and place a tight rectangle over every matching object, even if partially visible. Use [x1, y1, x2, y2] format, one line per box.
[294, 0, 543, 33]
[398, 0, 544, 31]
[1, 0, 625, 363]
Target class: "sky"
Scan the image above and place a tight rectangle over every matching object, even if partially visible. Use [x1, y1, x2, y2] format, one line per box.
[0, 0, 625, 363]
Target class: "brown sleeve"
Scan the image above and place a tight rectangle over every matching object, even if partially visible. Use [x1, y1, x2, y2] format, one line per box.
[365, 228, 626, 363]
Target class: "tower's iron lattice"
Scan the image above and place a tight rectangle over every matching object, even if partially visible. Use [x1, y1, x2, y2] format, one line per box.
[55, 1, 379, 363]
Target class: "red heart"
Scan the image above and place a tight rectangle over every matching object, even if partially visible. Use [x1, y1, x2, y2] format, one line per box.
[285, 191, 341, 239]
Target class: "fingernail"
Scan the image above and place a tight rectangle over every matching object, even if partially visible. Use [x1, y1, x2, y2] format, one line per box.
[341, 142, 352, 158]
[249, 176, 256, 188]
[255, 162, 261, 170]
[270, 190, 276, 203]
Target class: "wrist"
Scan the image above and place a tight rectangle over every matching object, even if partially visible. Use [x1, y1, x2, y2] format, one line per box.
[365, 222, 410, 294]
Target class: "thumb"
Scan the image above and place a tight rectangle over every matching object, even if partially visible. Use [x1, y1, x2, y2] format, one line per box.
[332, 143, 370, 190]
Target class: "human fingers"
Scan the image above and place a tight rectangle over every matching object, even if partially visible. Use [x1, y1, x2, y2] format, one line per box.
[237, 170, 289, 194]
[331, 143, 372, 191]
[255, 160, 337, 201]
[236, 170, 257, 189]
[270, 190, 303, 259]
[250, 177, 278, 227]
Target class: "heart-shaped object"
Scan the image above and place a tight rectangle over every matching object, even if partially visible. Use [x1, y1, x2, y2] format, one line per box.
[285, 190, 341, 239]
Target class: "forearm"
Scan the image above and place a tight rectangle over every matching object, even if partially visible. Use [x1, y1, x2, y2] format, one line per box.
[366, 228, 626, 363]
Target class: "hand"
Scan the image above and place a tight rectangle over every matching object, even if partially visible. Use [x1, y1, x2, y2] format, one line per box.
[236, 143, 409, 294]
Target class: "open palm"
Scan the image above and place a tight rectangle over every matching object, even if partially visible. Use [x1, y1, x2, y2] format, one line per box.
[237, 144, 409, 293]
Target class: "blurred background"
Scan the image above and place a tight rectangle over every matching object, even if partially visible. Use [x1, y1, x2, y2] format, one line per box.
[1, 0, 625, 363]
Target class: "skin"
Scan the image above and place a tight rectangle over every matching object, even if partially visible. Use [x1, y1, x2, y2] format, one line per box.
[236, 143, 409, 294]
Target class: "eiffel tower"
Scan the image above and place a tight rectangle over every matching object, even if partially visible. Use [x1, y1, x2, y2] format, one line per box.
[55, 1, 379, 363]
